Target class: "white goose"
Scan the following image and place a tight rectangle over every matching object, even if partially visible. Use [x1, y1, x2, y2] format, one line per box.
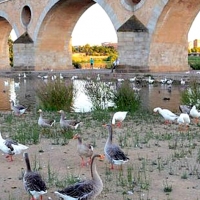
[23, 152, 47, 200]
[177, 113, 190, 131]
[112, 111, 128, 128]
[0, 132, 28, 161]
[153, 107, 178, 124]
[189, 105, 200, 123]
[103, 124, 129, 170]
[54, 154, 104, 200]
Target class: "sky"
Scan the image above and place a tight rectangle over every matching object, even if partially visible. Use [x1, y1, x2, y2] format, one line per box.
[11, 4, 200, 44]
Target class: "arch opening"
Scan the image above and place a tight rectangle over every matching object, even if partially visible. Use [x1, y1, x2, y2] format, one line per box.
[35, 1, 117, 71]
[149, 0, 200, 72]
[0, 17, 13, 69]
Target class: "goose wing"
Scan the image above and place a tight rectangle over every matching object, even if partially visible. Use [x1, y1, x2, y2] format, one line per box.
[24, 171, 47, 192]
[57, 180, 93, 199]
[106, 144, 129, 161]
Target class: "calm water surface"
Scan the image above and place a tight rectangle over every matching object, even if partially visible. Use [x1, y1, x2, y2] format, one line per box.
[0, 77, 185, 113]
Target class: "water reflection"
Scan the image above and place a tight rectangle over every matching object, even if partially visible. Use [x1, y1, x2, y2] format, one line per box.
[0, 77, 185, 113]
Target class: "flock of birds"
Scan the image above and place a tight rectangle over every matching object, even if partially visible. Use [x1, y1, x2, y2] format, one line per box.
[0, 102, 129, 200]
[153, 104, 200, 131]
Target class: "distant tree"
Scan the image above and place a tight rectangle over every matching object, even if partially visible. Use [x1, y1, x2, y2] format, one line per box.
[8, 37, 13, 67]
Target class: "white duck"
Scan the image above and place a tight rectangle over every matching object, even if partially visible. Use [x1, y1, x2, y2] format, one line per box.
[103, 124, 129, 170]
[23, 152, 47, 200]
[96, 74, 101, 81]
[112, 111, 128, 128]
[73, 134, 94, 167]
[38, 109, 55, 128]
[177, 113, 190, 131]
[189, 105, 200, 123]
[148, 76, 154, 84]
[0, 132, 28, 161]
[180, 78, 185, 85]
[153, 107, 178, 124]
[54, 154, 104, 200]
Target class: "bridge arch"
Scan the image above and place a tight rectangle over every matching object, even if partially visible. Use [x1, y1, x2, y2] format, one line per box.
[33, 0, 121, 70]
[148, 0, 200, 72]
[0, 11, 19, 69]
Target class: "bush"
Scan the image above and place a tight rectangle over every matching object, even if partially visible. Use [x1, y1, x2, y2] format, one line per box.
[181, 79, 200, 109]
[188, 56, 200, 70]
[84, 80, 114, 111]
[36, 79, 75, 111]
[113, 81, 141, 113]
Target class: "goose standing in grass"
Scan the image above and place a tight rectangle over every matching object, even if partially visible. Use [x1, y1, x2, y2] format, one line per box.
[10, 100, 27, 116]
[58, 110, 81, 130]
[189, 105, 200, 123]
[38, 109, 55, 128]
[73, 134, 94, 167]
[153, 107, 178, 124]
[112, 111, 128, 128]
[177, 113, 190, 131]
[54, 154, 104, 200]
[103, 124, 129, 170]
[23, 152, 47, 200]
[0, 132, 28, 161]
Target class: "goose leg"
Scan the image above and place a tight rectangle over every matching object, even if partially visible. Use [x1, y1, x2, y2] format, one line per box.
[110, 163, 114, 170]
[117, 121, 122, 128]
[6, 155, 13, 162]
[81, 157, 85, 167]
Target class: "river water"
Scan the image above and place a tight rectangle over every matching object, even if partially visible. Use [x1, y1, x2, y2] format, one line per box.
[0, 76, 186, 113]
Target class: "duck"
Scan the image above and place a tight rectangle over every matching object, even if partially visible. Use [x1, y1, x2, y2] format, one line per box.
[14, 82, 20, 88]
[148, 76, 154, 84]
[160, 77, 167, 84]
[129, 77, 136, 82]
[166, 79, 173, 85]
[179, 105, 192, 114]
[112, 111, 128, 128]
[73, 134, 94, 167]
[177, 113, 190, 131]
[38, 109, 55, 128]
[10, 100, 27, 116]
[23, 152, 47, 200]
[189, 105, 200, 123]
[0, 132, 28, 161]
[180, 78, 185, 85]
[153, 107, 178, 124]
[103, 124, 129, 170]
[96, 74, 101, 81]
[58, 110, 81, 130]
[54, 154, 104, 200]
[71, 75, 78, 80]
[59, 73, 64, 79]
[117, 78, 124, 82]
[4, 80, 9, 86]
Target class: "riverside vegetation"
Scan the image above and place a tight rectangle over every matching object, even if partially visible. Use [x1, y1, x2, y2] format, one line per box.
[1, 78, 200, 199]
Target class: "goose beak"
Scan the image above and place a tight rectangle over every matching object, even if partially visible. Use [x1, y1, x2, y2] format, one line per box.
[99, 154, 105, 161]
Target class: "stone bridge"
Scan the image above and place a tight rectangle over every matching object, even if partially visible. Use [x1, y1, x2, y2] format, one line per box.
[0, 0, 199, 72]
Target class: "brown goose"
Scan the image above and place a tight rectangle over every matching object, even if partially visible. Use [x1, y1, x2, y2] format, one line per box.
[23, 152, 47, 200]
[54, 154, 104, 200]
[103, 124, 129, 170]
[38, 109, 55, 128]
[58, 110, 80, 130]
[73, 134, 94, 167]
[10, 100, 27, 116]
